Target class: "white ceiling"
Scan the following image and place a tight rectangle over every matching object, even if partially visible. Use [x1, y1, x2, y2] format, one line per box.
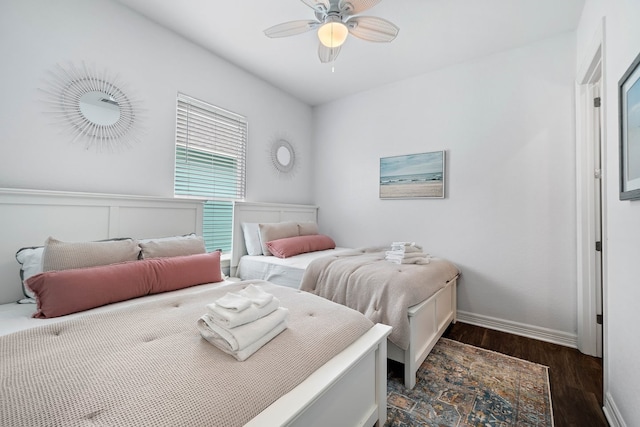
[115, 0, 585, 106]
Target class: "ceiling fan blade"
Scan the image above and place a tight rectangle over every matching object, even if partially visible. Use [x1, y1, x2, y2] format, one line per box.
[264, 20, 320, 38]
[339, 0, 382, 15]
[346, 16, 399, 42]
[318, 43, 342, 63]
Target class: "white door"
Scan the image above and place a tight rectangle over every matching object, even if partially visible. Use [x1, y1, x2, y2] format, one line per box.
[591, 81, 603, 358]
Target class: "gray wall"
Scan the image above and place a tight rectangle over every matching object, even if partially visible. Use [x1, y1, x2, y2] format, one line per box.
[577, 1, 640, 425]
[313, 33, 578, 342]
[0, 0, 314, 205]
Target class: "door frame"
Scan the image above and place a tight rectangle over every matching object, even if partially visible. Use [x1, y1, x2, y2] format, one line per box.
[575, 18, 606, 358]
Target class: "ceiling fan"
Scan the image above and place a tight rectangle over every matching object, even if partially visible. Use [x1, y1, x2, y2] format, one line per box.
[264, 0, 399, 63]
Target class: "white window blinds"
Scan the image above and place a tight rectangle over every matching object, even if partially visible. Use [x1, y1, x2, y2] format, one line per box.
[174, 93, 247, 252]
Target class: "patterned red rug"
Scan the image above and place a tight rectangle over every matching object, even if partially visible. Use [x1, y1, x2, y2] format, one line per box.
[386, 338, 553, 426]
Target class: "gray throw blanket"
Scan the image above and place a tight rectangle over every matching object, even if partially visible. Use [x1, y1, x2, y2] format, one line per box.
[300, 248, 460, 350]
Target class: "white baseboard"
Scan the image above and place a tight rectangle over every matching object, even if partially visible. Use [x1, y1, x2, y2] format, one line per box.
[603, 391, 627, 427]
[456, 310, 577, 348]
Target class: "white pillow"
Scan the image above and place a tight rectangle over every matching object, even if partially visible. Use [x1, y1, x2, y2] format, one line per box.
[15, 247, 44, 300]
[241, 223, 263, 256]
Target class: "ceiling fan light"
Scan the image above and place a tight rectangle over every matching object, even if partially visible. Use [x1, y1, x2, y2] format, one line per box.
[317, 21, 348, 48]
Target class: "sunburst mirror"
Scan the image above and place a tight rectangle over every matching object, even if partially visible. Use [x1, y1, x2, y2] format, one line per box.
[41, 62, 143, 151]
[270, 139, 296, 174]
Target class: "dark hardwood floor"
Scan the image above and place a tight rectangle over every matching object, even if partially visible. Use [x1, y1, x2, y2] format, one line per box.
[442, 322, 607, 427]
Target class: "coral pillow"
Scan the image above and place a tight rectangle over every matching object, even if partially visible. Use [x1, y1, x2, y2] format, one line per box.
[27, 251, 222, 318]
[266, 235, 336, 258]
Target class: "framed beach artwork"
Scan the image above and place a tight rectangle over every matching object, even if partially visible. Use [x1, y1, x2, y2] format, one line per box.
[619, 51, 640, 200]
[380, 150, 445, 199]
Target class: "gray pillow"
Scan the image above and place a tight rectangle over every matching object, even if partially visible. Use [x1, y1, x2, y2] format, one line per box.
[298, 222, 319, 236]
[258, 222, 299, 256]
[139, 234, 206, 259]
[42, 237, 141, 272]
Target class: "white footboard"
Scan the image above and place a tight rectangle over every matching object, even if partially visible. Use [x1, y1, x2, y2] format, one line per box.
[247, 323, 392, 427]
[387, 276, 458, 389]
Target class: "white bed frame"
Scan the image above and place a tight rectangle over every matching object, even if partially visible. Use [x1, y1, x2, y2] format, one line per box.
[0, 189, 390, 426]
[232, 200, 458, 389]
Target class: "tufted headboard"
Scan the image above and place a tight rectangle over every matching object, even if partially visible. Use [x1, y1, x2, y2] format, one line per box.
[0, 188, 204, 304]
[230, 201, 318, 276]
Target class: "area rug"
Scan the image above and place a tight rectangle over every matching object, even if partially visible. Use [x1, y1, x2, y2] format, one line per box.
[386, 338, 553, 426]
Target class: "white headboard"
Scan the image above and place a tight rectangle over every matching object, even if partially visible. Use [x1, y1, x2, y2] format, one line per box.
[0, 188, 204, 304]
[231, 201, 318, 276]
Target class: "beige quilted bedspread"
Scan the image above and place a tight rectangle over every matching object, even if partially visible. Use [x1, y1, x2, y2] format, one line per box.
[300, 248, 460, 350]
[0, 281, 373, 427]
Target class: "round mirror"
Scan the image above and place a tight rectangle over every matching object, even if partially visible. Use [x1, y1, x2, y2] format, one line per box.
[79, 91, 121, 126]
[271, 139, 296, 174]
[276, 145, 291, 167]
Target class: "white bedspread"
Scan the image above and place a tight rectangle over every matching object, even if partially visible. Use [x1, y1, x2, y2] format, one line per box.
[237, 247, 351, 288]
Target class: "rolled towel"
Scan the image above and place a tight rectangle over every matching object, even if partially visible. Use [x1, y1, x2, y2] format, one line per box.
[199, 319, 288, 362]
[238, 284, 273, 308]
[214, 292, 251, 312]
[198, 307, 289, 354]
[207, 297, 280, 329]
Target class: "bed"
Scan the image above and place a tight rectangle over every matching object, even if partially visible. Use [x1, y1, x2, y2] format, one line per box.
[0, 189, 391, 427]
[231, 201, 460, 389]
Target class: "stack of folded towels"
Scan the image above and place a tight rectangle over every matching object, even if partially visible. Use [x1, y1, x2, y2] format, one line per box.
[197, 284, 289, 361]
[385, 241, 431, 265]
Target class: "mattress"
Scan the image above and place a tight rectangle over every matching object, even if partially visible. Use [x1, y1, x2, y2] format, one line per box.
[0, 280, 374, 427]
[236, 247, 351, 288]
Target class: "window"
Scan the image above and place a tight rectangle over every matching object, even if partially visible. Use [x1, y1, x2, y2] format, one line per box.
[174, 93, 247, 253]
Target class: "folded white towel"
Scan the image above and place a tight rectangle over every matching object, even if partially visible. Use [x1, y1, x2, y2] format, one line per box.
[385, 251, 429, 259]
[391, 241, 422, 248]
[199, 319, 288, 362]
[238, 284, 273, 308]
[197, 307, 289, 360]
[214, 292, 251, 312]
[207, 297, 280, 329]
[391, 244, 422, 253]
[387, 255, 431, 265]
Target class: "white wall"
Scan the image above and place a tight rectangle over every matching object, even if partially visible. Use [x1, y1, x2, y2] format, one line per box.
[314, 33, 578, 341]
[577, 1, 640, 426]
[0, 0, 313, 205]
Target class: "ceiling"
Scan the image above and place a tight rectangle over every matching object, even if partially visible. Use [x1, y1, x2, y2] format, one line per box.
[115, 0, 585, 106]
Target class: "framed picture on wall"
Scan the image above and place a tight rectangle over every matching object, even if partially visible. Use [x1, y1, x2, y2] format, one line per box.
[619, 51, 640, 200]
[380, 151, 445, 199]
